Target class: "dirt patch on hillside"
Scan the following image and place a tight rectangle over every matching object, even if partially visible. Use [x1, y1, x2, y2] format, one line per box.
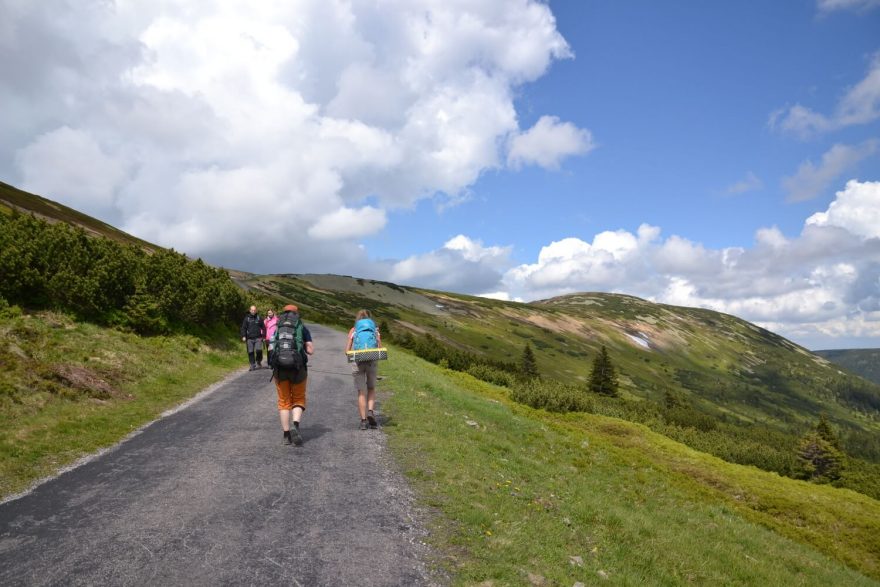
[520, 312, 592, 339]
[51, 365, 122, 400]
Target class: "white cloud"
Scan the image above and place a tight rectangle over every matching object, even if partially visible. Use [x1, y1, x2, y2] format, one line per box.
[781, 141, 877, 201]
[817, 0, 880, 13]
[725, 171, 763, 195]
[15, 126, 129, 218]
[771, 53, 880, 137]
[478, 291, 524, 302]
[806, 179, 880, 238]
[308, 206, 387, 240]
[495, 180, 880, 347]
[0, 0, 587, 272]
[507, 115, 595, 169]
[389, 235, 512, 293]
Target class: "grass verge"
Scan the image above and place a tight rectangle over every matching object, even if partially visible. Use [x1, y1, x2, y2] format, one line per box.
[381, 350, 880, 585]
[0, 310, 242, 499]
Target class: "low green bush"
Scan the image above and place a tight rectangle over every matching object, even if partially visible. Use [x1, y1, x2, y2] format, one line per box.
[511, 378, 593, 413]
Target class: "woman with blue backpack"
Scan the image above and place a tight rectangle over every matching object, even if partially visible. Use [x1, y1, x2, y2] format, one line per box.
[346, 309, 382, 430]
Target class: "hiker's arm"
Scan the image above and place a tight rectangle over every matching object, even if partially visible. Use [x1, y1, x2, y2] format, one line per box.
[377, 329, 381, 346]
[345, 329, 353, 352]
[305, 341, 314, 355]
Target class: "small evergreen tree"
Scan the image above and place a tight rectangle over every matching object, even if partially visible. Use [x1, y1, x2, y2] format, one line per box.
[588, 345, 619, 397]
[815, 414, 841, 450]
[520, 343, 539, 379]
[797, 432, 844, 482]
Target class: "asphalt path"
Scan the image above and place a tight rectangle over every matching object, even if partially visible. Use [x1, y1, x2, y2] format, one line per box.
[0, 324, 433, 586]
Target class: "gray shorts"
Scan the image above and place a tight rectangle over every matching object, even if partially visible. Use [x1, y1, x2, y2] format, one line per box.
[352, 360, 378, 392]
[246, 338, 263, 353]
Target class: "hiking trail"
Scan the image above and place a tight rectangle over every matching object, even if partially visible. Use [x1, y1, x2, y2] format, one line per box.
[0, 325, 433, 586]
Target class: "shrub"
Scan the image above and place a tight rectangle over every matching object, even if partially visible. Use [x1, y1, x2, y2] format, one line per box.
[0, 213, 246, 334]
[466, 363, 517, 388]
[511, 378, 593, 413]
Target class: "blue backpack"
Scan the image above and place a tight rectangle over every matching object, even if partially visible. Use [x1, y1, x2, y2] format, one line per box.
[353, 318, 378, 350]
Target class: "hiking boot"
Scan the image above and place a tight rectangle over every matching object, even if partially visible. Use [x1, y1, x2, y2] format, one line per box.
[360, 419, 368, 431]
[249, 364, 256, 371]
[290, 426, 303, 446]
[283, 431, 292, 445]
[367, 413, 378, 429]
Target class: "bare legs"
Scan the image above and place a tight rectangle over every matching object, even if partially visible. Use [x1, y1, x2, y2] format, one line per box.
[278, 406, 304, 431]
[357, 389, 376, 419]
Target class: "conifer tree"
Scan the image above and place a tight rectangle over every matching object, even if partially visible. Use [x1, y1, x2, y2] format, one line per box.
[815, 414, 841, 450]
[796, 414, 845, 482]
[797, 431, 844, 482]
[520, 343, 539, 379]
[588, 345, 619, 397]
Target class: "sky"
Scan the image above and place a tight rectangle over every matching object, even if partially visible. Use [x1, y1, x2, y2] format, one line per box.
[1, 0, 879, 350]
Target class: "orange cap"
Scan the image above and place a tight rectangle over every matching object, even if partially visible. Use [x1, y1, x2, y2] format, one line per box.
[282, 304, 299, 312]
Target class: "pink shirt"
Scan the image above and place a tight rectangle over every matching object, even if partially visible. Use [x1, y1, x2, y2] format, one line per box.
[264, 316, 278, 341]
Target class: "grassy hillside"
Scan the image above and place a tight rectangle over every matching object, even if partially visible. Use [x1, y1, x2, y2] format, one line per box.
[2, 182, 879, 582]
[381, 349, 880, 584]
[0, 308, 241, 499]
[241, 273, 880, 436]
[816, 348, 880, 386]
[236, 273, 880, 499]
[0, 183, 255, 499]
[0, 180, 157, 251]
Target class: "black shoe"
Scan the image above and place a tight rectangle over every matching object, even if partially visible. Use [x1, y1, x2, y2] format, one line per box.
[367, 413, 378, 429]
[283, 431, 292, 445]
[360, 419, 368, 431]
[290, 426, 303, 446]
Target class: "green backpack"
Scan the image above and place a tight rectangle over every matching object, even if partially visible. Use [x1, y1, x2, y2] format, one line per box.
[273, 311, 304, 370]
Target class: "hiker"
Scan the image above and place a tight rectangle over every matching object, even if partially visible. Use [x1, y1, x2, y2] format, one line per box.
[346, 309, 382, 430]
[240, 305, 265, 371]
[263, 308, 278, 367]
[270, 304, 314, 446]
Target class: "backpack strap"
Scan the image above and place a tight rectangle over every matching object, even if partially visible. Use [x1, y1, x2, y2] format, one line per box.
[294, 320, 304, 352]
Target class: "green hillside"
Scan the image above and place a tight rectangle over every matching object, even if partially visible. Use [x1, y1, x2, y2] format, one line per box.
[382, 351, 880, 583]
[242, 273, 880, 434]
[0, 180, 157, 251]
[2, 182, 879, 582]
[816, 348, 880, 386]
[238, 273, 880, 499]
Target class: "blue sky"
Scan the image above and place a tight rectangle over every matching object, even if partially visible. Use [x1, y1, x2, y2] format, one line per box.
[2, 0, 879, 349]
[369, 1, 880, 261]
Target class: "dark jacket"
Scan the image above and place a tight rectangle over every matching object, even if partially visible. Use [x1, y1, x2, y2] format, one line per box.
[240, 314, 265, 339]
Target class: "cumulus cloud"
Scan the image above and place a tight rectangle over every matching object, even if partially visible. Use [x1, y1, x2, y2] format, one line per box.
[308, 206, 387, 240]
[771, 52, 880, 137]
[781, 141, 877, 201]
[15, 126, 130, 218]
[495, 180, 880, 347]
[389, 235, 512, 293]
[0, 0, 590, 273]
[806, 178, 880, 238]
[507, 115, 595, 169]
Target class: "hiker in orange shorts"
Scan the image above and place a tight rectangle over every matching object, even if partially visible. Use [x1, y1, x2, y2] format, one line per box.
[269, 304, 314, 446]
